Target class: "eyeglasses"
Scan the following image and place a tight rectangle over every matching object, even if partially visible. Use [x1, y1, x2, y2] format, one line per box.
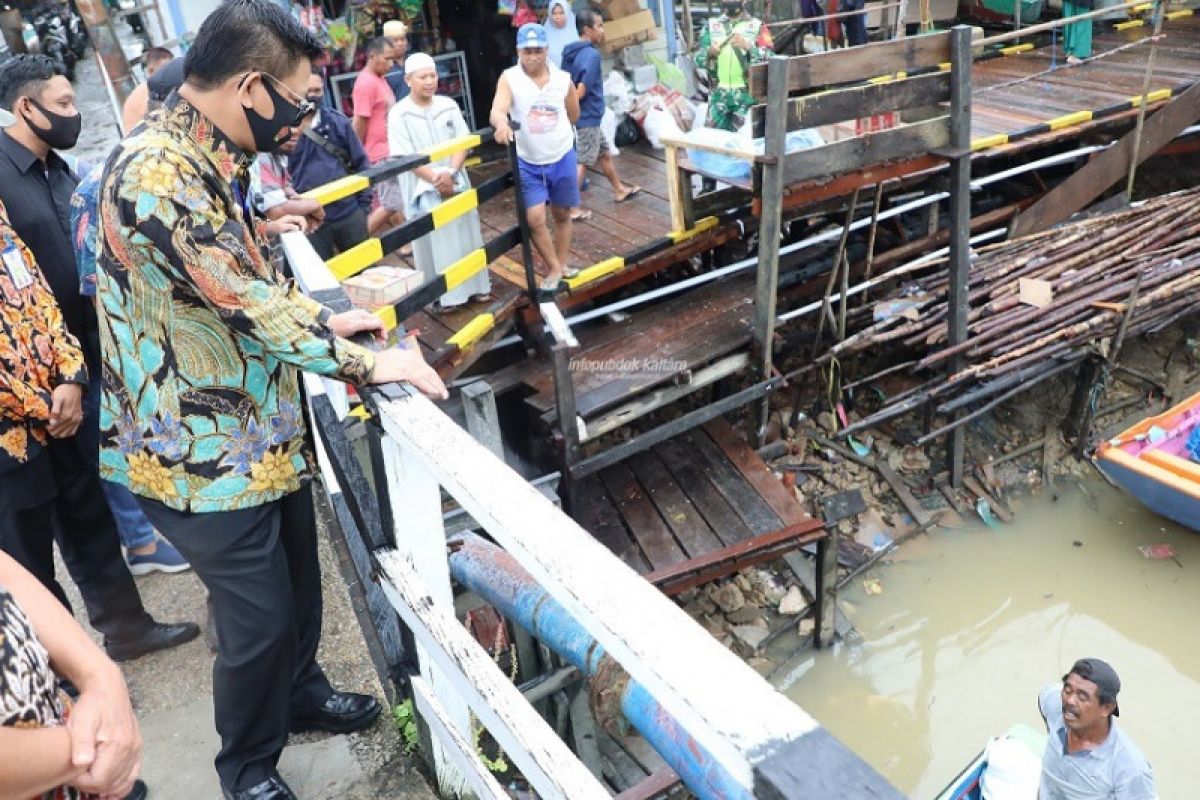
[241, 71, 316, 127]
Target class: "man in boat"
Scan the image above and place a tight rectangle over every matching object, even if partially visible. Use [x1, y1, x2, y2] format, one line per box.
[490, 22, 582, 290]
[695, 0, 773, 133]
[1037, 658, 1156, 799]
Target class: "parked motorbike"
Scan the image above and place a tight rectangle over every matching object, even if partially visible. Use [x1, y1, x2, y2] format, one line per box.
[31, 4, 74, 80]
[62, 1, 87, 57]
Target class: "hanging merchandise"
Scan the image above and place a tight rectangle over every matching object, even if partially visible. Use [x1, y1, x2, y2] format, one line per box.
[512, 0, 538, 26]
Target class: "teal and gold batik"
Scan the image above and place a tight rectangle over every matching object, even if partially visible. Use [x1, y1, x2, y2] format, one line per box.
[96, 95, 375, 513]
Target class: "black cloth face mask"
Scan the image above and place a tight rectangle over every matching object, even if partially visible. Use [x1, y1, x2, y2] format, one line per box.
[24, 97, 82, 150]
[240, 73, 312, 154]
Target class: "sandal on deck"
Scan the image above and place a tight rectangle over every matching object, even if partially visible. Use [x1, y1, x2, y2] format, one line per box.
[570, 209, 593, 222]
[615, 186, 642, 203]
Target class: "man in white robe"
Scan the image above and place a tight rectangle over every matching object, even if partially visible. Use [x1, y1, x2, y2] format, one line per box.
[388, 53, 490, 309]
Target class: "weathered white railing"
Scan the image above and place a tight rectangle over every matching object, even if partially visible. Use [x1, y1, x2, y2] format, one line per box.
[282, 230, 897, 798]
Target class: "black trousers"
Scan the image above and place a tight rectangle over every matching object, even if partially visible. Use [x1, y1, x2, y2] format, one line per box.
[0, 435, 154, 642]
[136, 483, 333, 790]
[307, 208, 369, 261]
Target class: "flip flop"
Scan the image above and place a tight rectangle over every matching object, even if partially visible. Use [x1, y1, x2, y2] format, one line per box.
[469, 293, 494, 304]
[570, 209, 593, 222]
[615, 186, 642, 203]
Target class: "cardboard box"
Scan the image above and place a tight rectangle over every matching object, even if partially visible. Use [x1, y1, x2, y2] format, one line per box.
[343, 266, 422, 309]
[597, 0, 641, 19]
[599, 10, 657, 54]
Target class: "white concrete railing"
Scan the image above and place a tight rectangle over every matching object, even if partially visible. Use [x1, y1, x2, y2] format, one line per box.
[281, 230, 826, 798]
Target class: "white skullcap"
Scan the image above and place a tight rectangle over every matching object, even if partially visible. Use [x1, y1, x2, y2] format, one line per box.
[405, 53, 436, 75]
[383, 20, 408, 38]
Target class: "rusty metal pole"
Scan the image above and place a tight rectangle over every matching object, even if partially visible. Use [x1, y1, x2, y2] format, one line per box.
[76, 0, 136, 108]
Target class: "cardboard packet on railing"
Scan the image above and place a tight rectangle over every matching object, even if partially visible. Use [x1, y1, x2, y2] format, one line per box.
[344, 266, 422, 309]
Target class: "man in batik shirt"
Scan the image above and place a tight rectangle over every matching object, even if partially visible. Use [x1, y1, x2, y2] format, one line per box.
[95, 2, 446, 798]
[696, 0, 774, 132]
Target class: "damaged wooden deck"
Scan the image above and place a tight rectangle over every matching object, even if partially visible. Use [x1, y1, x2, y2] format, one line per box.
[575, 419, 820, 583]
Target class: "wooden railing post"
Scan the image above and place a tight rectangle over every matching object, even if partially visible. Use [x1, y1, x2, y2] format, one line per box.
[946, 25, 973, 488]
[751, 55, 791, 446]
[381, 434, 473, 797]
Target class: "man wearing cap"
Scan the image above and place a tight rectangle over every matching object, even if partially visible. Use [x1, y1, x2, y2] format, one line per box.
[490, 22, 581, 289]
[1037, 658, 1156, 799]
[383, 20, 413, 101]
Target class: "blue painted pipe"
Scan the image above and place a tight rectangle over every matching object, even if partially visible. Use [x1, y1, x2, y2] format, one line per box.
[448, 533, 751, 800]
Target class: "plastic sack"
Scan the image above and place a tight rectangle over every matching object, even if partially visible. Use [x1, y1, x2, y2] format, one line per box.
[647, 53, 687, 94]
[604, 70, 634, 116]
[642, 106, 683, 149]
[614, 114, 641, 147]
[979, 736, 1042, 800]
[601, 107, 620, 155]
[684, 126, 752, 181]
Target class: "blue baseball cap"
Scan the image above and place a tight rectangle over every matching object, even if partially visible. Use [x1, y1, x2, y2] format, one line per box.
[516, 23, 549, 49]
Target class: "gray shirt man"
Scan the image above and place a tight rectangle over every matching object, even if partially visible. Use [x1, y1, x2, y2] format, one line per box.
[1038, 684, 1157, 799]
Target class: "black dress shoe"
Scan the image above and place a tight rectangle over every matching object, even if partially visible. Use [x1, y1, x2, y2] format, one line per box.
[221, 775, 296, 800]
[290, 691, 382, 734]
[123, 779, 148, 800]
[105, 621, 201, 662]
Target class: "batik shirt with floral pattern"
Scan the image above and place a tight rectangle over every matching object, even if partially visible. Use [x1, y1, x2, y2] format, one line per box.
[0, 200, 87, 473]
[96, 95, 375, 513]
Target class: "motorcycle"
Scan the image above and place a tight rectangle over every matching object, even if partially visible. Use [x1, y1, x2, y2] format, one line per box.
[31, 4, 75, 81]
[61, 1, 87, 58]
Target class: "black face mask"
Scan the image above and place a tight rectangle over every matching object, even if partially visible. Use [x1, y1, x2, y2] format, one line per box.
[241, 74, 307, 154]
[24, 97, 82, 150]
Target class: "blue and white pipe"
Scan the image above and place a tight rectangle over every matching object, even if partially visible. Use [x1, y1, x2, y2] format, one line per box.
[448, 532, 751, 800]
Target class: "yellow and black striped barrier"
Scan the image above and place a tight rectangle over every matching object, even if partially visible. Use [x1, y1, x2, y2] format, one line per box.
[326, 171, 514, 281]
[1116, 6, 1192, 26]
[969, 80, 1194, 153]
[427, 215, 726, 363]
[300, 131, 490, 207]
[370, 225, 523, 333]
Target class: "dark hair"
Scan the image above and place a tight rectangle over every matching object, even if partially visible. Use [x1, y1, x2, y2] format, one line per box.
[184, 0, 322, 90]
[1064, 668, 1117, 709]
[0, 54, 62, 109]
[143, 47, 175, 69]
[576, 8, 600, 34]
[364, 36, 393, 57]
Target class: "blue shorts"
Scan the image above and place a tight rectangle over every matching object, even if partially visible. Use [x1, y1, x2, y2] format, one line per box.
[518, 151, 580, 209]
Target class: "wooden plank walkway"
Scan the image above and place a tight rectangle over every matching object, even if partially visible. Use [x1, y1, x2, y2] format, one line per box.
[971, 17, 1200, 140]
[574, 418, 812, 577]
[388, 143, 735, 381]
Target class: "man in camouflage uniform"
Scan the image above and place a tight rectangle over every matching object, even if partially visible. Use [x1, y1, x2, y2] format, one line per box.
[696, 0, 774, 132]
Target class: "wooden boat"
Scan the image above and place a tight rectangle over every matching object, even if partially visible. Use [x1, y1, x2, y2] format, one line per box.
[936, 723, 1045, 800]
[1095, 390, 1200, 532]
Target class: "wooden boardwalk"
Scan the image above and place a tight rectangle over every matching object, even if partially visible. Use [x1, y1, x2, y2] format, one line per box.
[394, 144, 737, 379]
[971, 16, 1200, 142]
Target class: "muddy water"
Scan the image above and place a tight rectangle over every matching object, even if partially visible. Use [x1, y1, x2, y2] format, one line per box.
[778, 481, 1199, 798]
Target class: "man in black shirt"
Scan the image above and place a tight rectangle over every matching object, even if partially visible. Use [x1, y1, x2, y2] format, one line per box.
[0, 55, 198, 661]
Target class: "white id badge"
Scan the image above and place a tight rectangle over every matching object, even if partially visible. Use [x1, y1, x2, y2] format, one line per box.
[2, 246, 32, 290]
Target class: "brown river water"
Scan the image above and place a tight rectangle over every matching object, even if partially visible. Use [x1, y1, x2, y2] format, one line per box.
[776, 479, 1198, 798]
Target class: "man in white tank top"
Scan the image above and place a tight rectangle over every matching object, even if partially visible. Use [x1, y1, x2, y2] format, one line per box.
[490, 23, 581, 289]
